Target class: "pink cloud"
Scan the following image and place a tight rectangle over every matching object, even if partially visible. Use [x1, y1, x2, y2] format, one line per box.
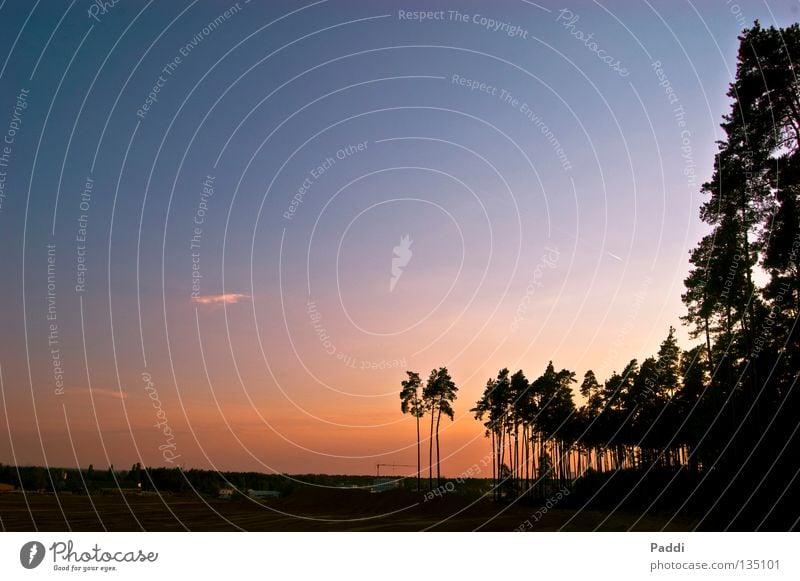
[192, 293, 250, 305]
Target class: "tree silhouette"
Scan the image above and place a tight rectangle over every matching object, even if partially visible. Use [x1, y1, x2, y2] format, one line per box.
[423, 367, 458, 488]
[399, 371, 424, 492]
[471, 369, 510, 500]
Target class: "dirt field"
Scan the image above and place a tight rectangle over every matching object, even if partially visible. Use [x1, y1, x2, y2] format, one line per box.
[0, 488, 696, 531]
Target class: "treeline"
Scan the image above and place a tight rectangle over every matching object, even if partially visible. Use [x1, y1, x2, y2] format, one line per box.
[0, 463, 376, 497]
[0, 463, 160, 494]
[471, 327, 705, 501]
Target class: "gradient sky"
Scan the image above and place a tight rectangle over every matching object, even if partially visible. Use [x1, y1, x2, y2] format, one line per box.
[0, 0, 798, 477]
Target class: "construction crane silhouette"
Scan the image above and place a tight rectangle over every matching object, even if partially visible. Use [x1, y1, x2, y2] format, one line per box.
[375, 463, 415, 478]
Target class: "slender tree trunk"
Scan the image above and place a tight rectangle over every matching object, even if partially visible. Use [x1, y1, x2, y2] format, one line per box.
[495, 427, 501, 501]
[704, 314, 714, 373]
[524, 425, 529, 497]
[491, 429, 497, 501]
[428, 403, 435, 491]
[496, 424, 502, 501]
[499, 429, 505, 498]
[740, 217, 764, 436]
[416, 413, 421, 492]
[435, 407, 442, 487]
[514, 423, 520, 497]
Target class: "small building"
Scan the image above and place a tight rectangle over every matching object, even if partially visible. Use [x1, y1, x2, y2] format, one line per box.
[0, 483, 14, 492]
[100, 487, 142, 496]
[371, 478, 400, 493]
[246, 489, 280, 499]
[218, 487, 235, 499]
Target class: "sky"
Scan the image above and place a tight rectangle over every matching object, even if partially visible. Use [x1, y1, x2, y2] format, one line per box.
[0, 0, 798, 477]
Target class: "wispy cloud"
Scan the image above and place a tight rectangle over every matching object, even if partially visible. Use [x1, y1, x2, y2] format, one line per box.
[68, 388, 128, 400]
[192, 293, 250, 305]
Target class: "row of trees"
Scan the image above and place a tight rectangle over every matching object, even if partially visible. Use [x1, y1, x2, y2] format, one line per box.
[470, 327, 709, 501]
[399, 367, 458, 491]
[472, 363, 575, 500]
[0, 463, 301, 496]
[395, 328, 699, 501]
[0, 463, 146, 494]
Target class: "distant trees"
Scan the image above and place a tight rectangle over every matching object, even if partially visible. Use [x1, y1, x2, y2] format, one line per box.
[128, 463, 143, 488]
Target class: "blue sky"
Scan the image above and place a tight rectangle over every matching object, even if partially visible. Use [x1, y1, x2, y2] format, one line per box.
[0, 0, 798, 474]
